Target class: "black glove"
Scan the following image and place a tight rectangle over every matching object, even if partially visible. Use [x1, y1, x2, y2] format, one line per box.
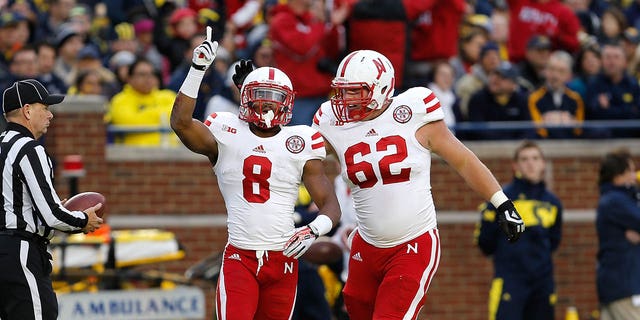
[496, 200, 525, 243]
[232, 59, 254, 90]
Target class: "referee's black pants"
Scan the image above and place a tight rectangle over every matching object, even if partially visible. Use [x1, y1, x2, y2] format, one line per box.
[0, 234, 57, 320]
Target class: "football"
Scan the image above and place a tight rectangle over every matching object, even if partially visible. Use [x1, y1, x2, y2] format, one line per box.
[64, 192, 107, 218]
[302, 237, 343, 265]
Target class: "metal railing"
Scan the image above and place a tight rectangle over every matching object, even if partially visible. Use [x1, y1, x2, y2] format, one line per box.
[451, 120, 639, 132]
[106, 119, 639, 144]
[107, 125, 175, 134]
[107, 124, 177, 148]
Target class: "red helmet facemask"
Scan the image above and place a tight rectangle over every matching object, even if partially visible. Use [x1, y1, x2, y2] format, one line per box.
[330, 82, 377, 123]
[239, 82, 294, 129]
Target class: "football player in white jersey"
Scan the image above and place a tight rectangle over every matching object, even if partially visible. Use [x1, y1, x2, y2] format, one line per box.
[312, 49, 525, 320]
[170, 27, 341, 320]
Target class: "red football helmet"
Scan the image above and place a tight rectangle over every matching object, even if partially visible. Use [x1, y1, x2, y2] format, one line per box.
[239, 67, 295, 129]
[331, 50, 395, 122]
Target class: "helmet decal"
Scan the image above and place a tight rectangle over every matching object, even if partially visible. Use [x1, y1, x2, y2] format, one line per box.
[372, 57, 386, 80]
[338, 51, 359, 77]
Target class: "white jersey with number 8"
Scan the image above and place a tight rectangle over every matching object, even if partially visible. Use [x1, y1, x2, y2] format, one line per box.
[205, 112, 325, 250]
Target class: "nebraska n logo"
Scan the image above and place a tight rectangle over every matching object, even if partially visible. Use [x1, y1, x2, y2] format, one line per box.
[373, 58, 386, 80]
[407, 242, 418, 254]
[284, 262, 294, 274]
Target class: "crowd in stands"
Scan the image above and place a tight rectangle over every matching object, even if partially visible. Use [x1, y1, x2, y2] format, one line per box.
[1, 0, 639, 147]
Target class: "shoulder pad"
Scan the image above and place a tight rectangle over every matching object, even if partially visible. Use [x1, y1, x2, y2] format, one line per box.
[394, 87, 445, 123]
[312, 101, 334, 129]
[203, 112, 238, 127]
[284, 125, 326, 159]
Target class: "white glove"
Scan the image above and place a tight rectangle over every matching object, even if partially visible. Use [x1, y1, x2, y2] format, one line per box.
[192, 26, 219, 71]
[283, 226, 317, 259]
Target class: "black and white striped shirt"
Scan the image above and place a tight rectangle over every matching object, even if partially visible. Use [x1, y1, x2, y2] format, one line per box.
[0, 122, 87, 238]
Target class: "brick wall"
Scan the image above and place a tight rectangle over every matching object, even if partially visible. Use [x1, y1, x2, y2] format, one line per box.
[47, 98, 638, 320]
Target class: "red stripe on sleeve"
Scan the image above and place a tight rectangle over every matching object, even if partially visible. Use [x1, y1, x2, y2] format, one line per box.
[311, 141, 325, 150]
[204, 112, 217, 126]
[313, 108, 322, 125]
[423, 93, 440, 113]
[426, 102, 441, 113]
[423, 93, 436, 105]
[312, 132, 322, 140]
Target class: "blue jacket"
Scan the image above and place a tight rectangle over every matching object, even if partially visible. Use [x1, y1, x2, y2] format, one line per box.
[586, 73, 640, 120]
[477, 177, 563, 280]
[585, 73, 640, 137]
[467, 87, 534, 140]
[596, 183, 640, 304]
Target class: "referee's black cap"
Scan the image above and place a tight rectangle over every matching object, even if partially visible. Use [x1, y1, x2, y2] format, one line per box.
[2, 79, 65, 114]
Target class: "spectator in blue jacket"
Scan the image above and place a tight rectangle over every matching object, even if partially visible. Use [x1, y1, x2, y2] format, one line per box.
[476, 140, 563, 320]
[596, 147, 640, 320]
[467, 63, 533, 140]
[586, 42, 640, 138]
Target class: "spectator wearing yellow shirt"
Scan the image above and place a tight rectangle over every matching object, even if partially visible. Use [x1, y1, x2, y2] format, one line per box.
[108, 58, 177, 146]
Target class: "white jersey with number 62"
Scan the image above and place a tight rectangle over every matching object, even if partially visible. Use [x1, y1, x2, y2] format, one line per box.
[313, 87, 445, 248]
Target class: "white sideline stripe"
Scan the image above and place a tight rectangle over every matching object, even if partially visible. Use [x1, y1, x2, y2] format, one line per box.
[20, 240, 42, 320]
[107, 210, 596, 228]
[404, 228, 440, 320]
[217, 245, 228, 320]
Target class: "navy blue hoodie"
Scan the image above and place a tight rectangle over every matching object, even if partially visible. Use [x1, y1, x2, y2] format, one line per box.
[477, 177, 563, 279]
[596, 183, 640, 304]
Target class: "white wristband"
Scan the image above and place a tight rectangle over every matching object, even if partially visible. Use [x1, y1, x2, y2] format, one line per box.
[308, 214, 333, 237]
[179, 67, 205, 99]
[490, 190, 510, 208]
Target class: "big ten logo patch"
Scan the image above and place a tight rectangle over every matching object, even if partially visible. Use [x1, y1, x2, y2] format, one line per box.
[222, 125, 237, 134]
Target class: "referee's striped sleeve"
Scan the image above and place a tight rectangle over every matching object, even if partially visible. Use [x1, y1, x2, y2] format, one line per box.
[19, 143, 87, 231]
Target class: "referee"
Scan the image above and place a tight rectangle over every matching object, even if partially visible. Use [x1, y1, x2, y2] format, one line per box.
[0, 79, 103, 320]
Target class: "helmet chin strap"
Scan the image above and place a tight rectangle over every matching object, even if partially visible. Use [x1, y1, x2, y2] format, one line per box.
[263, 109, 275, 128]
